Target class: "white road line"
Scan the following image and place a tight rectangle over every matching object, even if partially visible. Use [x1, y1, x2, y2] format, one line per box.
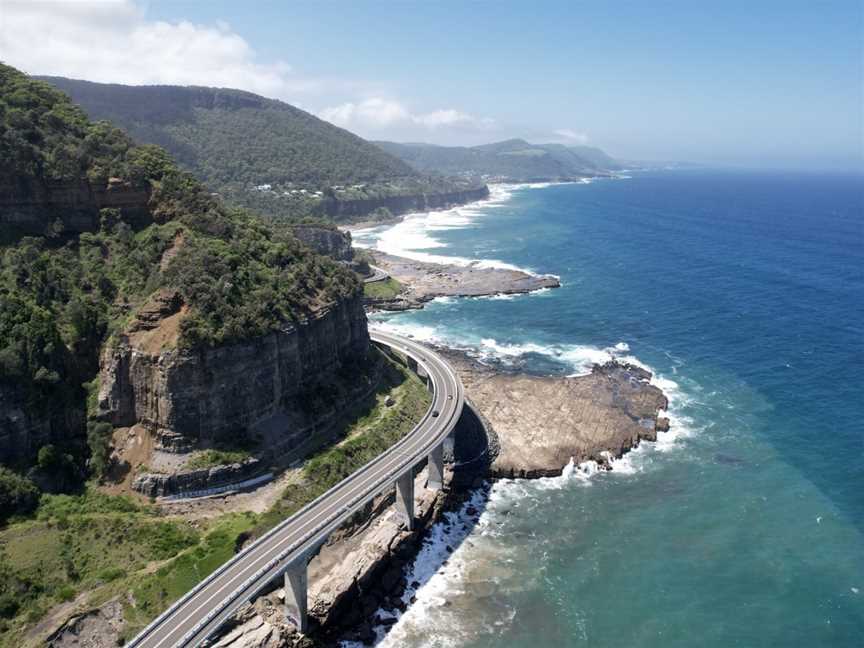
[130, 332, 463, 648]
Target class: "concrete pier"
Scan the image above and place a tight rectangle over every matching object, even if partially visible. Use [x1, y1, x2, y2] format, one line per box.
[284, 557, 309, 634]
[443, 432, 455, 459]
[395, 471, 415, 530]
[427, 443, 444, 490]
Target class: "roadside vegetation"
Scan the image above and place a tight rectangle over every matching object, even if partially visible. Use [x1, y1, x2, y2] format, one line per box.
[183, 449, 252, 471]
[0, 354, 432, 645]
[254, 354, 431, 535]
[363, 277, 403, 300]
[0, 490, 198, 643]
[0, 62, 359, 515]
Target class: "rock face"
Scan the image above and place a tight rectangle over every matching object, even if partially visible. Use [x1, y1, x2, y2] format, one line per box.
[288, 225, 353, 261]
[0, 177, 151, 236]
[97, 296, 369, 448]
[368, 251, 560, 310]
[47, 598, 126, 648]
[133, 458, 263, 498]
[323, 185, 489, 220]
[441, 351, 669, 477]
[0, 387, 56, 465]
[209, 468, 453, 648]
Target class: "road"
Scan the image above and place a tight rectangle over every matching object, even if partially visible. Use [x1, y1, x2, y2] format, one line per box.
[127, 330, 464, 648]
[363, 264, 389, 283]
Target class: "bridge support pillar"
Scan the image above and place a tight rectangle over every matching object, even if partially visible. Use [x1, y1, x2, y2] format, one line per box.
[427, 443, 444, 491]
[443, 432, 455, 459]
[284, 557, 309, 634]
[395, 470, 415, 530]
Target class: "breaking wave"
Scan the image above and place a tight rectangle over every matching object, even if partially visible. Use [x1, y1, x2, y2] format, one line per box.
[351, 183, 571, 277]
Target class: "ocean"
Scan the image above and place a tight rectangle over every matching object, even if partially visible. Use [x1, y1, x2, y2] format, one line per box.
[350, 170, 864, 647]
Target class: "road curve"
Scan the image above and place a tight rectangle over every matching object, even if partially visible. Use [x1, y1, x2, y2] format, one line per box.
[363, 264, 389, 284]
[127, 330, 464, 648]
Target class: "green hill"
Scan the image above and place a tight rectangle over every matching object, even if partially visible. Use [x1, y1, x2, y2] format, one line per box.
[36, 76, 483, 222]
[0, 63, 358, 492]
[37, 76, 418, 187]
[376, 138, 621, 181]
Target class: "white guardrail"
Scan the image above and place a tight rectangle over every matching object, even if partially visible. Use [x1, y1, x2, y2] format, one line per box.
[127, 332, 463, 648]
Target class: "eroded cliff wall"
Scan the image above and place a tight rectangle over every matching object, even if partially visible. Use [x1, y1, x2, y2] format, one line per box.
[322, 186, 489, 220]
[97, 295, 369, 446]
[0, 177, 151, 236]
[288, 225, 353, 261]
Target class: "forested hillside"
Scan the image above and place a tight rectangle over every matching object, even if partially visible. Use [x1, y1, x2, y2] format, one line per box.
[0, 63, 359, 509]
[376, 138, 621, 181]
[37, 76, 483, 222]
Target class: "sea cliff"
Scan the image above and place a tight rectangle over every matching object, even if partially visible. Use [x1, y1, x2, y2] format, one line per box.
[323, 185, 489, 220]
[0, 177, 151, 236]
[97, 295, 369, 449]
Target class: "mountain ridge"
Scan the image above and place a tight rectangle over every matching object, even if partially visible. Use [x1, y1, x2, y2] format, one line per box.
[375, 138, 621, 181]
[35, 76, 485, 223]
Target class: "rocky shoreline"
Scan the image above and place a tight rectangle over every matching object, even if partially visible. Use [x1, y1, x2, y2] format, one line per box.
[195, 347, 669, 647]
[198, 239, 670, 646]
[46, 229, 670, 647]
[438, 348, 669, 477]
[365, 251, 560, 310]
[46, 345, 670, 648]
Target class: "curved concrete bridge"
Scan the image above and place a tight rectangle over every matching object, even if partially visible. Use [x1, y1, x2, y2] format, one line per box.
[127, 330, 464, 648]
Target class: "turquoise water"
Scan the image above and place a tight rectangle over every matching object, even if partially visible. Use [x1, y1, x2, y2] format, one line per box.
[353, 171, 864, 647]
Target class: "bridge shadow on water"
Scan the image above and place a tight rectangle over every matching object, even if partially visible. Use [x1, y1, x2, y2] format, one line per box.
[338, 401, 497, 647]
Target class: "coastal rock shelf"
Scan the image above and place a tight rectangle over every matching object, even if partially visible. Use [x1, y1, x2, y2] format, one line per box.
[367, 251, 560, 310]
[440, 350, 669, 477]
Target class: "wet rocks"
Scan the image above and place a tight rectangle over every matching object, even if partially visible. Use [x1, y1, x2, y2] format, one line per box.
[440, 351, 670, 477]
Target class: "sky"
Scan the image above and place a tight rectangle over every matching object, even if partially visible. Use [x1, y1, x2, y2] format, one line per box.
[1, 0, 862, 169]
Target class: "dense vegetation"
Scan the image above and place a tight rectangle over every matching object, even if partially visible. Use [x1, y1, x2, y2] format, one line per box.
[0, 351, 430, 645]
[0, 63, 359, 494]
[34, 76, 480, 222]
[253, 353, 431, 536]
[0, 63, 443, 645]
[376, 138, 621, 180]
[36, 77, 418, 187]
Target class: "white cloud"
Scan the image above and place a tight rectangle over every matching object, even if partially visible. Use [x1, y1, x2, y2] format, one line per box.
[554, 128, 590, 144]
[320, 99, 495, 131]
[0, 0, 319, 99]
[320, 98, 411, 127]
[0, 0, 496, 141]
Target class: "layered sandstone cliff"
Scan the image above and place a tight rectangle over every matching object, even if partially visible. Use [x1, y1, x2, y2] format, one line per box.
[96, 294, 369, 449]
[288, 225, 354, 261]
[323, 185, 489, 220]
[0, 177, 151, 236]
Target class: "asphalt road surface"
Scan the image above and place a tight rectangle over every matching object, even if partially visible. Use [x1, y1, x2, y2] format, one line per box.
[128, 330, 464, 648]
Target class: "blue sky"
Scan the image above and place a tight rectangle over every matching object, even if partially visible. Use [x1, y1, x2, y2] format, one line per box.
[2, 1, 861, 168]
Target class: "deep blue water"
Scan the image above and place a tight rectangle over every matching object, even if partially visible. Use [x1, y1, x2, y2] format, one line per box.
[354, 171, 864, 647]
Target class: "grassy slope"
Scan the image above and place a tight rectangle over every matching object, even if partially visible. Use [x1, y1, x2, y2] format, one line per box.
[363, 277, 403, 300]
[0, 355, 431, 646]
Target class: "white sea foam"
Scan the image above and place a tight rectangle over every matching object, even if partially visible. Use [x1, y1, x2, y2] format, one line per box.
[342, 489, 495, 648]
[473, 337, 631, 376]
[353, 182, 578, 277]
[346, 357, 698, 646]
[370, 319, 442, 346]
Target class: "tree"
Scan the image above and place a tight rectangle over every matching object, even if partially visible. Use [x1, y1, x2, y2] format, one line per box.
[0, 468, 39, 521]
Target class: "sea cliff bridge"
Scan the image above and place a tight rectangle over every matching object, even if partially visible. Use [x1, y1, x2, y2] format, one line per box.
[127, 330, 465, 648]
